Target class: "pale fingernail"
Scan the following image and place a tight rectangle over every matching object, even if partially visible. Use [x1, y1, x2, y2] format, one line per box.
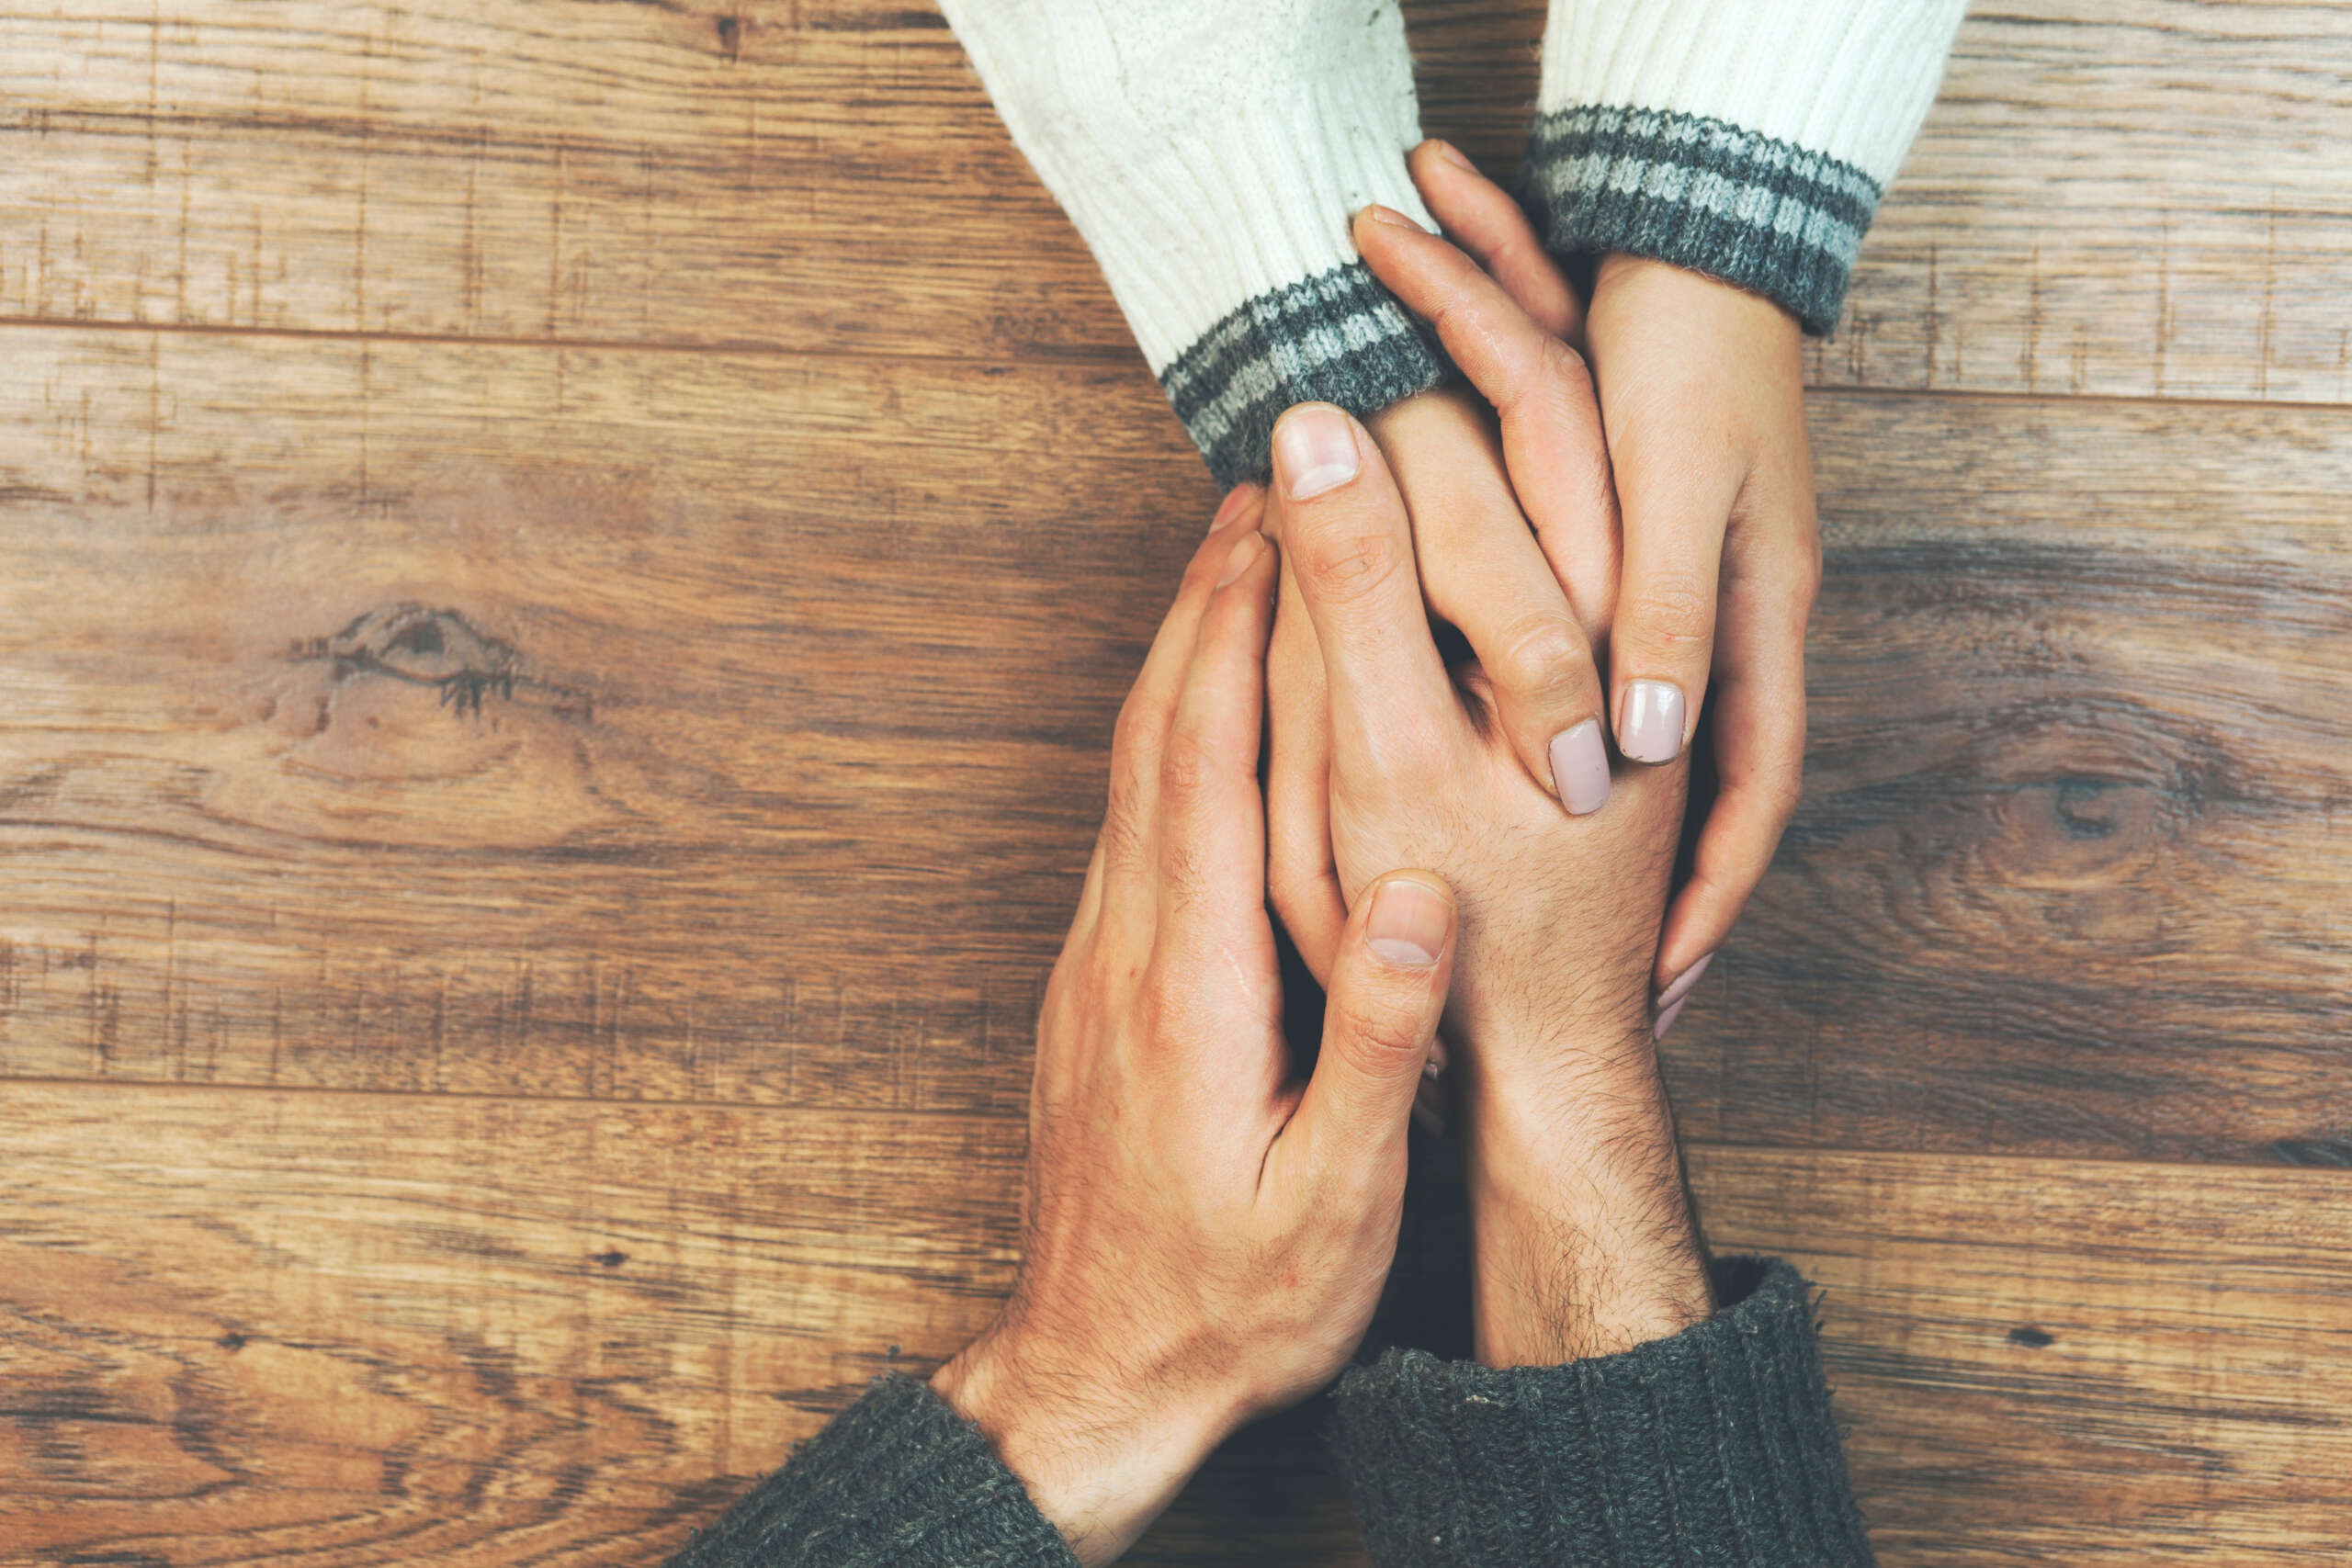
[1207, 485, 1257, 532]
[1215, 531, 1266, 588]
[1657, 953, 1713, 1010]
[1653, 995, 1689, 1041]
[1358, 203, 1423, 231]
[1273, 406, 1360, 501]
[1549, 718, 1611, 816]
[1365, 876, 1451, 968]
[1429, 140, 1476, 173]
[1619, 680, 1687, 764]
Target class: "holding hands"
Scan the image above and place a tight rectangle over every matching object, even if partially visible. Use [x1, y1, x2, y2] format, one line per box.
[932, 147, 1816, 1549]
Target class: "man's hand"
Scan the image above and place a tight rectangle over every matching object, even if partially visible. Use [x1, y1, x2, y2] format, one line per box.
[933, 486, 1459, 1564]
[1261, 402, 1712, 1369]
[1356, 141, 1823, 1028]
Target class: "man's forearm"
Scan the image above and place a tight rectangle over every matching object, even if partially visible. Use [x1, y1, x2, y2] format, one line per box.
[1458, 1022, 1712, 1366]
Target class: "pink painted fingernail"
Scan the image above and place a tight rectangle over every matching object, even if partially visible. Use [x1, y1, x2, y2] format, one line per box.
[1657, 953, 1713, 1011]
[1366, 876, 1452, 968]
[1619, 680, 1686, 764]
[1549, 718, 1611, 816]
[1653, 995, 1689, 1041]
[1273, 406, 1360, 501]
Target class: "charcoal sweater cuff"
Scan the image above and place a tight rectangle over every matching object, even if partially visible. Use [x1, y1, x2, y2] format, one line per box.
[664, 1374, 1079, 1568]
[1330, 1257, 1875, 1567]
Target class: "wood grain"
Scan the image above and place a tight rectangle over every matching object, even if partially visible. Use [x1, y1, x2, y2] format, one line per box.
[6, 328, 2346, 1163]
[6, 0, 2350, 403]
[1685, 1144, 2352, 1566]
[1660, 389, 2352, 1165]
[0, 325, 1213, 1112]
[6, 1083, 2347, 1565]
[5, 0, 2349, 1559]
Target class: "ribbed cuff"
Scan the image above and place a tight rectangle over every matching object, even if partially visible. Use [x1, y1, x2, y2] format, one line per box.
[665, 1375, 1079, 1568]
[1520, 106, 1883, 334]
[1160, 262, 1452, 488]
[1330, 1257, 1875, 1567]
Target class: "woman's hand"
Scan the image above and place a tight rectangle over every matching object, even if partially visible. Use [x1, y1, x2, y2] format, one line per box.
[933, 488, 1459, 1565]
[1262, 403, 1711, 1368]
[1356, 141, 1822, 1021]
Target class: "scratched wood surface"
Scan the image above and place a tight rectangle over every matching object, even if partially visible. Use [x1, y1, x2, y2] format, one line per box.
[2, 0, 2349, 1562]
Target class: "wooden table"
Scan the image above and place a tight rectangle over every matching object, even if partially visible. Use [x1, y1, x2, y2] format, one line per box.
[3, 1, 2348, 1562]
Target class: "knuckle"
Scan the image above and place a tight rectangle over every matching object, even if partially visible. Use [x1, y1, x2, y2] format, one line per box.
[1109, 690, 1164, 781]
[1331, 989, 1431, 1076]
[1294, 524, 1408, 611]
[1630, 575, 1715, 649]
[1491, 615, 1595, 702]
[1156, 716, 1223, 807]
[1095, 790, 1151, 874]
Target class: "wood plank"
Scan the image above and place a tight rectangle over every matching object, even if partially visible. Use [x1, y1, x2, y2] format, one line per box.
[6, 1082, 2347, 1564]
[6, 0, 2350, 404]
[1658, 389, 2352, 1166]
[5, 327, 2346, 1162]
[1686, 1145, 2352, 1564]
[0, 325, 1216, 1113]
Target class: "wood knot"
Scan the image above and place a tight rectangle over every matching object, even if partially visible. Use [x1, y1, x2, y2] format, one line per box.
[207, 602, 614, 848]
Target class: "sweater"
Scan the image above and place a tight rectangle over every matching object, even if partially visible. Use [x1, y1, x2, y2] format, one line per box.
[663, 1258, 1874, 1566]
[934, 0, 1965, 483]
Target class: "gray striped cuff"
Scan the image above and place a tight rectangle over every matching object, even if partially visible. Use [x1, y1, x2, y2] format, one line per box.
[1521, 106, 1883, 335]
[1160, 263, 1453, 490]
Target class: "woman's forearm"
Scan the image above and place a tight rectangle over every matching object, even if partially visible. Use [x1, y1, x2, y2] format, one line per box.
[1525, 0, 1968, 333]
[936, 0, 1453, 483]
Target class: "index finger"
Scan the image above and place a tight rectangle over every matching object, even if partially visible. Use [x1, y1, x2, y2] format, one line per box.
[1352, 209, 1621, 639]
[1263, 404, 1459, 766]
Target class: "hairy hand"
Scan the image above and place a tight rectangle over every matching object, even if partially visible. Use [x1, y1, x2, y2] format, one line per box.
[933, 487, 1458, 1563]
[1262, 403, 1711, 1369]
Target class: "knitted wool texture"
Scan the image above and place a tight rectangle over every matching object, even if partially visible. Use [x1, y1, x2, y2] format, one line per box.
[1521, 0, 1966, 333]
[663, 1373, 1078, 1568]
[939, 0, 1962, 478]
[1330, 1258, 1876, 1566]
[666, 1258, 1871, 1567]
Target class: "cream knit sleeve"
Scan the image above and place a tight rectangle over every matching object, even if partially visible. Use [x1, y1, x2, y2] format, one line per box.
[1523, 0, 1968, 333]
[936, 0, 1452, 484]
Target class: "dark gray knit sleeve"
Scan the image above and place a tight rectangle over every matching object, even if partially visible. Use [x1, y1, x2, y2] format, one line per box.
[665, 1374, 1080, 1568]
[1329, 1257, 1875, 1567]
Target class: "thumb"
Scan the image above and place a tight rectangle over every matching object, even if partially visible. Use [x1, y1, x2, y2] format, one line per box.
[1289, 873, 1456, 1187]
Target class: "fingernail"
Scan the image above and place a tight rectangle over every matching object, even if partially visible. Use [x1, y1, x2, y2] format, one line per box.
[1619, 680, 1687, 764]
[1357, 203, 1423, 231]
[1365, 876, 1451, 968]
[1273, 406, 1360, 501]
[1657, 953, 1713, 1011]
[1215, 531, 1266, 588]
[1549, 718, 1611, 816]
[1430, 140, 1476, 173]
[1653, 995, 1689, 1041]
[1207, 484, 1258, 533]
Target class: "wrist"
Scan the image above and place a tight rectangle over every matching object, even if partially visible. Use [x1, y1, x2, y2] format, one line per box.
[931, 1314, 1233, 1567]
[1457, 1025, 1712, 1367]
